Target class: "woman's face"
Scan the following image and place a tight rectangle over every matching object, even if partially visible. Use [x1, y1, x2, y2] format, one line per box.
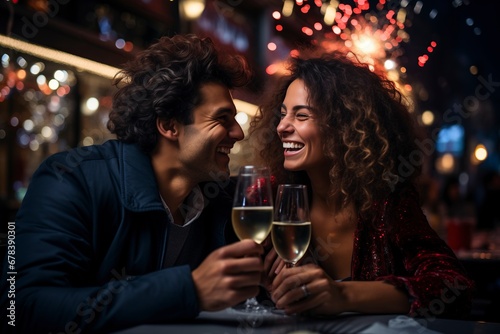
[276, 79, 329, 172]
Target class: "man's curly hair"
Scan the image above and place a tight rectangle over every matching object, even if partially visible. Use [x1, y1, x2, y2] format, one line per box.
[250, 51, 424, 215]
[107, 34, 252, 153]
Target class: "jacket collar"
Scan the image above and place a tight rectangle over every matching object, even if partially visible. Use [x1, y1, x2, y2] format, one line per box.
[120, 143, 164, 212]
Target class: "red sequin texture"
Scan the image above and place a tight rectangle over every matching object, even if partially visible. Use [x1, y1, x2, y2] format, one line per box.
[351, 184, 475, 318]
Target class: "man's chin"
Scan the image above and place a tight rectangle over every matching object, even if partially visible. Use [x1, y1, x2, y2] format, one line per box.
[219, 166, 230, 180]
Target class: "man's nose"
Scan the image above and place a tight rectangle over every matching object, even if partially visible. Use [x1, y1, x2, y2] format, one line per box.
[230, 120, 245, 141]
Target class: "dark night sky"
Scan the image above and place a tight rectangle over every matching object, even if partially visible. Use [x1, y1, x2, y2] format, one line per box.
[401, 0, 500, 121]
[397, 0, 500, 181]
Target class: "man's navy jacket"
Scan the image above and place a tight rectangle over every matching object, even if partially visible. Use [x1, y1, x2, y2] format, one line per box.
[0, 140, 236, 333]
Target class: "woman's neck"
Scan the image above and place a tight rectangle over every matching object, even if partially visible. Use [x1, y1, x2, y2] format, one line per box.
[306, 167, 332, 203]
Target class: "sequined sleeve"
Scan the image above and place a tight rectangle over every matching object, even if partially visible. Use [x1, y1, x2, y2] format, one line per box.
[374, 185, 475, 318]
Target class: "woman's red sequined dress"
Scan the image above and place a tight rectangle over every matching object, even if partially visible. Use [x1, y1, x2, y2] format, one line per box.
[350, 183, 474, 318]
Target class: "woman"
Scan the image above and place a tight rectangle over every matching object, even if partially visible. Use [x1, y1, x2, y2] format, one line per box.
[251, 52, 474, 318]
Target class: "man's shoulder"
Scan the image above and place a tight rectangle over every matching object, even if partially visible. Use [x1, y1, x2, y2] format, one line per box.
[41, 140, 128, 166]
[31, 141, 128, 184]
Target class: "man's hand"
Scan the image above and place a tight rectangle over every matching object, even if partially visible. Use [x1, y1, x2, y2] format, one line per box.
[192, 239, 264, 311]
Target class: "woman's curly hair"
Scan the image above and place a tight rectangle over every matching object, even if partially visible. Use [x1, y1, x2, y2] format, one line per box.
[107, 34, 252, 153]
[250, 51, 424, 215]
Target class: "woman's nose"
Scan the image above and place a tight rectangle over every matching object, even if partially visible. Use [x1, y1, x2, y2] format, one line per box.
[277, 116, 293, 135]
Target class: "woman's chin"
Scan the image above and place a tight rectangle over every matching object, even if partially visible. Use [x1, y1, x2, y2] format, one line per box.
[283, 162, 303, 172]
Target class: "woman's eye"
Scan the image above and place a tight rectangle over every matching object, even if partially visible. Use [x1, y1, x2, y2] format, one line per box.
[279, 112, 287, 119]
[296, 114, 310, 120]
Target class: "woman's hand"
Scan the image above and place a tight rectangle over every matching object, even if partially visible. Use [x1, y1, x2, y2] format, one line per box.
[261, 246, 285, 293]
[271, 263, 346, 316]
[271, 264, 411, 316]
[260, 235, 285, 293]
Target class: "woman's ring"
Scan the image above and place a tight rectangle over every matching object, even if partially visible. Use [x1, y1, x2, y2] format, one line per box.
[301, 284, 309, 298]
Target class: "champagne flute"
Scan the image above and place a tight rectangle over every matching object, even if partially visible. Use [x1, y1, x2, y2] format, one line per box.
[231, 165, 273, 312]
[272, 184, 311, 268]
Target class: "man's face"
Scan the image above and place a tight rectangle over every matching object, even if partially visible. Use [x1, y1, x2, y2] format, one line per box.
[177, 82, 244, 183]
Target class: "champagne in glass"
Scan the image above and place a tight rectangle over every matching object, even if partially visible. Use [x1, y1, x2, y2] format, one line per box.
[231, 206, 273, 244]
[231, 165, 273, 313]
[272, 221, 311, 266]
[272, 184, 311, 268]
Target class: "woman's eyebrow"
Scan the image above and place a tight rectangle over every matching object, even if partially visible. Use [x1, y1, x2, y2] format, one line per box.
[293, 105, 314, 112]
[280, 104, 314, 112]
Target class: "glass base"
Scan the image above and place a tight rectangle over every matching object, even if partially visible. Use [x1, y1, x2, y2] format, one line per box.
[232, 297, 269, 313]
[270, 308, 286, 316]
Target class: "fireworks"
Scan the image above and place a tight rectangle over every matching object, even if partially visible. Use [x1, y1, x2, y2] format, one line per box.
[267, 1, 443, 75]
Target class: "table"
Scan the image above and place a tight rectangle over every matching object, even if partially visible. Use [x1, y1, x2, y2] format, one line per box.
[457, 250, 500, 322]
[112, 308, 500, 334]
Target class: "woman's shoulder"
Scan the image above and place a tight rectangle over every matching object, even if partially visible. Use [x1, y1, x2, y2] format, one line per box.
[368, 181, 420, 209]
[387, 181, 421, 203]
[364, 182, 423, 225]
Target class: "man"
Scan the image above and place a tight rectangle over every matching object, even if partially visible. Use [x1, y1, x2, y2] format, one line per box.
[0, 34, 263, 333]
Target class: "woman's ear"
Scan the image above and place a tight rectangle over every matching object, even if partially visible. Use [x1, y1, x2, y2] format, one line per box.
[156, 118, 179, 141]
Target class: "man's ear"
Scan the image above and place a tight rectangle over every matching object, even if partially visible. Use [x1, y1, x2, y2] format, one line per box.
[156, 118, 179, 140]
